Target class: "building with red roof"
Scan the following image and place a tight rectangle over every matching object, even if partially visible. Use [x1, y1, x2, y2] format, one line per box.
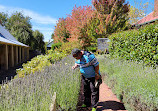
[135, 0, 158, 26]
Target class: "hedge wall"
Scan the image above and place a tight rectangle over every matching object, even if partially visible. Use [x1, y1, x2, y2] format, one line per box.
[109, 23, 158, 67]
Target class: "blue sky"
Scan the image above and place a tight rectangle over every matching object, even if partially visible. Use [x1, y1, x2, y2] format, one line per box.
[0, 0, 154, 42]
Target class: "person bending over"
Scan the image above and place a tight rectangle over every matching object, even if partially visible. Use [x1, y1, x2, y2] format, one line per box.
[72, 48, 102, 111]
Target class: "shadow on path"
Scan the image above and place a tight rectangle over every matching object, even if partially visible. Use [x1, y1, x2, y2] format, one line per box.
[97, 100, 126, 111]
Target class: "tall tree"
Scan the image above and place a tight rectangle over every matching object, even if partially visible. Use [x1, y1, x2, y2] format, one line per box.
[53, 18, 70, 43]
[53, 5, 95, 43]
[51, 33, 54, 39]
[32, 30, 45, 53]
[5, 12, 34, 47]
[92, 0, 129, 37]
[66, 5, 95, 41]
[79, 11, 101, 48]
[0, 12, 8, 26]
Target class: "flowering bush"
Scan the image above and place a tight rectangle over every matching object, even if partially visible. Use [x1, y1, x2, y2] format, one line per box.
[16, 55, 51, 78]
[98, 55, 158, 111]
[16, 41, 80, 78]
[0, 56, 81, 111]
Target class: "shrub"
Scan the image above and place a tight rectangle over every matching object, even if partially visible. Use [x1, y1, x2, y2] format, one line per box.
[86, 43, 97, 52]
[109, 23, 158, 67]
[51, 42, 62, 50]
[55, 41, 81, 54]
[98, 55, 158, 111]
[16, 55, 51, 78]
[16, 41, 81, 78]
[0, 56, 81, 111]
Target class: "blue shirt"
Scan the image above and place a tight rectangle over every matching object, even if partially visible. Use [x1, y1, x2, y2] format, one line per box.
[75, 51, 100, 78]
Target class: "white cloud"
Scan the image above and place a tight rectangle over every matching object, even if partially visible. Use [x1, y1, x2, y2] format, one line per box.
[32, 26, 54, 32]
[0, 5, 58, 25]
[0, 5, 57, 42]
[32, 25, 54, 42]
[40, 31, 53, 42]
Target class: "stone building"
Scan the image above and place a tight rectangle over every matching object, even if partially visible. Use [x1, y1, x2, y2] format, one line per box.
[0, 24, 29, 70]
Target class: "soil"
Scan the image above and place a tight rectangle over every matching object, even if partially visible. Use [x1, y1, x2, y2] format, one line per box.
[77, 80, 127, 111]
[0, 63, 23, 84]
[0, 50, 39, 84]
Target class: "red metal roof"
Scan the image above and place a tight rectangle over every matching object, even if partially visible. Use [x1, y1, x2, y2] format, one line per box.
[136, 11, 158, 25]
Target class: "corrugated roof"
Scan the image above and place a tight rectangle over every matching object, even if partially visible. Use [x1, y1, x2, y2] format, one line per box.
[0, 36, 16, 44]
[47, 41, 53, 48]
[0, 24, 29, 47]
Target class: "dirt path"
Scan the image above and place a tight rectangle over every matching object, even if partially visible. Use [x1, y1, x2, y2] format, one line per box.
[97, 82, 127, 111]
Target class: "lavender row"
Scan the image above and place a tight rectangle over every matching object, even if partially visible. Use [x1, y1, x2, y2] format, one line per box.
[0, 55, 81, 111]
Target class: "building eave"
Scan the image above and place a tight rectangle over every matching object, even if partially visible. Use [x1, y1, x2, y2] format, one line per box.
[134, 18, 158, 27]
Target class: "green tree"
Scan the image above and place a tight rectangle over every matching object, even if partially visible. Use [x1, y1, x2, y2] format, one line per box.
[53, 18, 70, 43]
[51, 33, 54, 39]
[32, 30, 45, 53]
[128, 6, 144, 24]
[5, 12, 34, 48]
[0, 12, 8, 26]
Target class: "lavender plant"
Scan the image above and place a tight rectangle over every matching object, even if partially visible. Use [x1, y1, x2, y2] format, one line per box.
[98, 55, 158, 111]
[0, 55, 80, 111]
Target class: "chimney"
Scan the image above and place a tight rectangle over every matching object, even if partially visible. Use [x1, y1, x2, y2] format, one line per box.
[154, 0, 158, 17]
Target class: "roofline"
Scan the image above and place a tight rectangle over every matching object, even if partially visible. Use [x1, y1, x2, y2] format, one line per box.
[133, 18, 158, 27]
[0, 41, 30, 48]
[0, 25, 29, 47]
[47, 41, 53, 46]
[136, 12, 154, 24]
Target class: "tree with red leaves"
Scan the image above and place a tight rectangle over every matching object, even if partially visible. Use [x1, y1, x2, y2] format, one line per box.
[53, 5, 95, 43]
[78, 11, 101, 49]
[53, 18, 70, 43]
[92, 0, 130, 37]
[66, 5, 95, 42]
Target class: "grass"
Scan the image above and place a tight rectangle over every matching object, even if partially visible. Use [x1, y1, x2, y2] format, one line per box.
[97, 55, 158, 111]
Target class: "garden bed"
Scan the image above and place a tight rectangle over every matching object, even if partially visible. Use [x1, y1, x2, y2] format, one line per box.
[98, 55, 158, 111]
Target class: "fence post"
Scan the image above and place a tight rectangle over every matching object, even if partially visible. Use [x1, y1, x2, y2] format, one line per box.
[50, 92, 56, 111]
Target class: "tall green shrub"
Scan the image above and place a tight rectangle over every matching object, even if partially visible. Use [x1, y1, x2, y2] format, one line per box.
[109, 23, 158, 67]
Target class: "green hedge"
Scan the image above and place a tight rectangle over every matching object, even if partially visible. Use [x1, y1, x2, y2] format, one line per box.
[109, 23, 158, 67]
[98, 55, 158, 111]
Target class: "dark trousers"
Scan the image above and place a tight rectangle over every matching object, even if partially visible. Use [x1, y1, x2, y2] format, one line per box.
[82, 75, 99, 108]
